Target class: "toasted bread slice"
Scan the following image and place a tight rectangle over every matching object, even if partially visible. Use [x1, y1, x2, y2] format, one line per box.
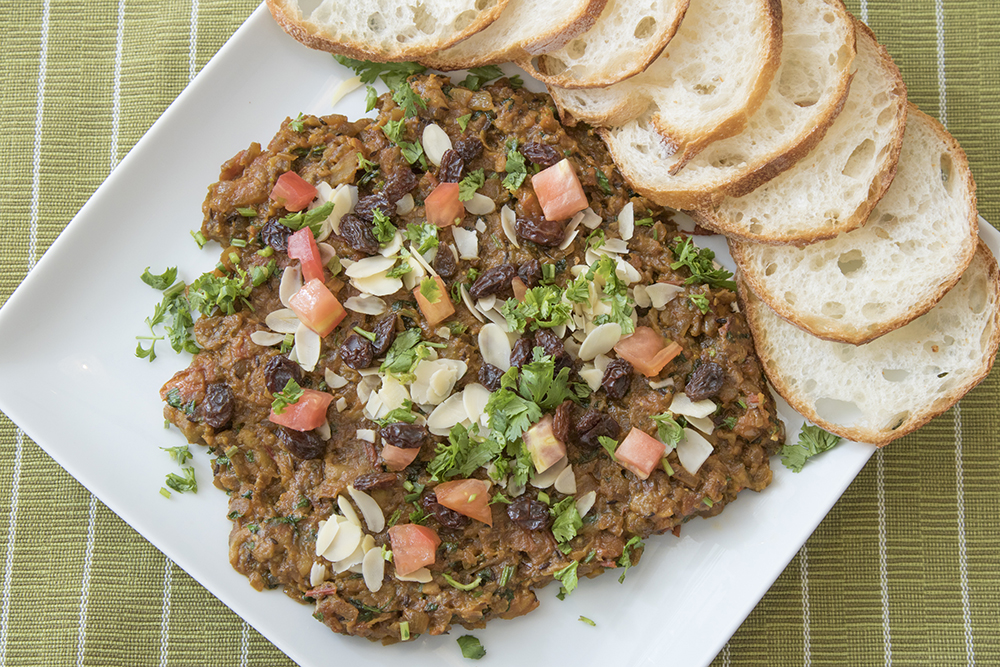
[740, 240, 1000, 446]
[731, 106, 978, 344]
[419, 0, 608, 70]
[694, 21, 907, 244]
[266, 0, 509, 62]
[602, 0, 856, 210]
[517, 0, 690, 88]
[548, 0, 782, 168]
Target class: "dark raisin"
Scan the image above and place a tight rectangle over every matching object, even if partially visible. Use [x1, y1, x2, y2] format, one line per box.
[275, 426, 326, 459]
[338, 214, 379, 255]
[506, 496, 552, 531]
[516, 216, 564, 247]
[354, 192, 391, 223]
[370, 314, 397, 357]
[200, 382, 235, 429]
[340, 334, 374, 370]
[533, 328, 565, 360]
[352, 472, 398, 492]
[577, 410, 621, 449]
[469, 263, 515, 299]
[601, 358, 633, 401]
[478, 363, 504, 391]
[685, 361, 726, 401]
[552, 400, 572, 444]
[380, 423, 427, 449]
[433, 245, 458, 278]
[263, 355, 303, 394]
[521, 142, 561, 168]
[436, 149, 464, 183]
[260, 218, 292, 252]
[454, 136, 483, 163]
[420, 492, 470, 529]
[510, 337, 534, 369]
[383, 168, 418, 204]
[517, 259, 542, 289]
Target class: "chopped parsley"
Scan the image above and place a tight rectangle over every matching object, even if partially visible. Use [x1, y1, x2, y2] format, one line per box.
[428, 423, 499, 481]
[236, 207, 257, 218]
[165, 467, 197, 494]
[391, 81, 427, 118]
[372, 208, 396, 246]
[579, 616, 597, 627]
[289, 113, 305, 132]
[617, 535, 644, 583]
[650, 412, 684, 448]
[501, 140, 528, 191]
[780, 424, 842, 472]
[688, 293, 710, 313]
[333, 56, 427, 90]
[459, 65, 505, 91]
[404, 222, 439, 254]
[669, 236, 737, 291]
[458, 168, 485, 202]
[136, 272, 199, 361]
[550, 497, 582, 544]
[456, 635, 486, 660]
[380, 328, 446, 382]
[554, 561, 579, 597]
[352, 326, 377, 342]
[595, 168, 612, 195]
[456, 113, 472, 132]
[598, 435, 618, 460]
[500, 285, 572, 332]
[161, 445, 192, 465]
[271, 379, 304, 415]
[140, 267, 177, 290]
[277, 201, 334, 239]
[419, 276, 441, 304]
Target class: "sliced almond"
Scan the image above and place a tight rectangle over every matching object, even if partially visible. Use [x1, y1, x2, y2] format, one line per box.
[348, 485, 385, 533]
[617, 202, 634, 241]
[324, 368, 348, 389]
[427, 393, 469, 436]
[554, 465, 577, 495]
[329, 185, 356, 236]
[356, 429, 377, 443]
[531, 456, 568, 489]
[407, 243, 438, 277]
[377, 376, 410, 412]
[422, 123, 452, 166]
[475, 219, 487, 233]
[332, 538, 366, 574]
[669, 394, 717, 419]
[676, 428, 714, 474]
[460, 284, 485, 322]
[279, 265, 303, 308]
[593, 353, 611, 375]
[464, 193, 495, 215]
[462, 383, 491, 425]
[322, 518, 362, 562]
[335, 397, 347, 412]
[310, 561, 328, 587]
[294, 323, 321, 372]
[344, 294, 388, 315]
[500, 205, 519, 248]
[250, 330, 286, 347]
[646, 283, 684, 309]
[331, 75, 362, 106]
[452, 226, 479, 259]
[616, 257, 642, 284]
[575, 491, 597, 518]
[558, 227, 580, 251]
[395, 567, 433, 583]
[395, 194, 414, 216]
[601, 238, 629, 254]
[362, 547, 386, 593]
[315, 518, 340, 557]
[476, 295, 497, 312]
[317, 242, 336, 266]
[578, 322, 622, 361]
[345, 255, 396, 279]
[632, 284, 651, 309]
[579, 367, 604, 392]
[649, 377, 674, 390]
[479, 323, 511, 371]
[315, 420, 332, 440]
[352, 273, 403, 297]
[685, 415, 715, 435]
[580, 207, 602, 229]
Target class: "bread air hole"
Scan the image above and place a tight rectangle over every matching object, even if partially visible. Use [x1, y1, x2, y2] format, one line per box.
[367, 12, 386, 32]
[765, 263, 778, 276]
[783, 291, 797, 305]
[968, 277, 988, 314]
[822, 301, 846, 319]
[566, 39, 587, 59]
[882, 369, 910, 382]
[837, 249, 865, 276]
[300, 0, 321, 16]
[885, 411, 910, 430]
[412, 5, 437, 34]
[454, 9, 476, 32]
[476, 0, 495, 9]
[842, 139, 875, 179]
[940, 153, 955, 195]
[634, 16, 657, 40]
[815, 398, 863, 426]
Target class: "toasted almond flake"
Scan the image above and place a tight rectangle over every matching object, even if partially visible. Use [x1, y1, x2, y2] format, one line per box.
[435, 326, 451, 339]
[476, 295, 496, 312]
[616, 257, 642, 284]
[480, 306, 510, 331]
[395, 193, 414, 216]
[337, 497, 361, 527]
[395, 567, 432, 583]
[617, 202, 634, 241]
[348, 485, 385, 533]
[558, 228, 580, 251]
[379, 230, 403, 257]
[356, 429, 376, 443]
[330, 184, 355, 236]
[593, 354, 611, 375]
[427, 393, 468, 436]
[669, 394, 717, 419]
[316, 420, 332, 440]
[462, 384, 491, 424]
[344, 294, 388, 316]
[363, 391, 384, 421]
[315, 181, 335, 204]
[339, 258, 355, 271]
[579, 367, 603, 392]
[407, 243, 438, 277]
[378, 376, 410, 412]
[531, 456, 568, 489]
[452, 226, 479, 259]
[578, 322, 622, 361]
[563, 337, 581, 359]
[333, 538, 366, 573]
[648, 377, 674, 390]
[352, 273, 403, 297]
[330, 75, 362, 106]
[322, 519, 362, 562]
[460, 284, 485, 323]
[336, 397, 347, 412]
[294, 323, 321, 372]
[602, 238, 629, 254]
[686, 415, 715, 435]
[357, 373, 381, 402]
[310, 561, 328, 587]
[576, 491, 597, 518]
[429, 368, 455, 400]
[318, 242, 336, 266]
[646, 283, 685, 309]
[324, 368, 348, 389]
[279, 266, 303, 308]
[345, 255, 396, 279]
[475, 218, 487, 233]
[250, 330, 286, 347]
[507, 477, 526, 498]
[362, 547, 386, 592]
[479, 323, 511, 371]
[315, 519, 340, 556]
[632, 284, 651, 309]
[500, 205, 519, 248]
[580, 207, 602, 229]
[422, 123, 452, 166]
[361, 535, 376, 553]
[464, 192, 495, 215]
[554, 465, 577, 495]
[677, 428, 714, 474]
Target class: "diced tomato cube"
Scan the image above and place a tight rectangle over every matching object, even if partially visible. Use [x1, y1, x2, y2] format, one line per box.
[269, 388, 332, 432]
[615, 427, 666, 480]
[532, 159, 588, 221]
[523, 415, 566, 473]
[288, 279, 346, 337]
[413, 275, 455, 327]
[382, 445, 420, 471]
[287, 227, 325, 284]
[614, 326, 683, 377]
[425, 182, 464, 228]
[434, 479, 493, 526]
[270, 171, 317, 212]
[389, 524, 441, 576]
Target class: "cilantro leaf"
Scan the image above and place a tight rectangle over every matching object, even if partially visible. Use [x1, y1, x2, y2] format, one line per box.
[419, 276, 441, 304]
[550, 497, 582, 544]
[271, 379, 304, 415]
[456, 113, 472, 132]
[598, 435, 618, 460]
[780, 424, 842, 472]
[442, 573, 482, 591]
[617, 535, 644, 583]
[650, 412, 684, 448]
[392, 81, 427, 118]
[332, 56, 427, 90]
[459, 65, 505, 91]
[379, 328, 444, 382]
[161, 445, 192, 465]
[458, 168, 485, 202]
[553, 561, 579, 597]
[405, 222, 439, 254]
[456, 635, 486, 660]
[165, 467, 197, 494]
[500, 286, 572, 332]
[278, 201, 334, 238]
[596, 168, 613, 195]
[502, 141, 527, 191]
[688, 293, 710, 313]
[372, 209, 397, 246]
[669, 236, 737, 291]
[141, 267, 178, 290]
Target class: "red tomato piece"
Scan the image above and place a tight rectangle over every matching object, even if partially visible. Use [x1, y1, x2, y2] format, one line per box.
[382, 445, 420, 471]
[615, 428, 667, 480]
[532, 159, 588, 221]
[287, 227, 325, 284]
[511, 276, 528, 302]
[270, 171, 317, 212]
[523, 414, 566, 473]
[614, 326, 683, 377]
[425, 182, 464, 228]
[288, 279, 346, 337]
[434, 479, 493, 526]
[389, 524, 441, 576]
[268, 388, 332, 432]
[413, 275, 455, 327]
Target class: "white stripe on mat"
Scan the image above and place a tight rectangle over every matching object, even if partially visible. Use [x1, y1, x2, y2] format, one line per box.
[876, 449, 892, 665]
[160, 559, 173, 667]
[109, 0, 126, 170]
[800, 544, 811, 667]
[954, 403, 974, 665]
[240, 621, 249, 667]
[188, 0, 199, 81]
[75, 495, 98, 666]
[860, 0, 868, 25]
[935, 0, 948, 126]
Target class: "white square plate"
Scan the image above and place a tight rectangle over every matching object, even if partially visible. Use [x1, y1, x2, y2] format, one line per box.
[1, 5, 996, 666]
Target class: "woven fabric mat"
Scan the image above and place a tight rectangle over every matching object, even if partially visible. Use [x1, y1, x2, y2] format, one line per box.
[1, 1, 998, 665]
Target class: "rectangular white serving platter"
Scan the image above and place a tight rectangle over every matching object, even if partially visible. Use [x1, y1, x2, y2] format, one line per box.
[0, 5, 997, 666]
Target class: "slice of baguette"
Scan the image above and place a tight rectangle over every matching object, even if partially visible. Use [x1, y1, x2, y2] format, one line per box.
[740, 240, 1000, 446]
[694, 21, 907, 244]
[731, 106, 978, 344]
[517, 0, 690, 88]
[548, 0, 782, 169]
[602, 0, 856, 210]
[266, 0, 509, 62]
[419, 0, 608, 70]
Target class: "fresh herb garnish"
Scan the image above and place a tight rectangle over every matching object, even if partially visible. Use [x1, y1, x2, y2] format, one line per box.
[554, 561, 579, 597]
[459, 65, 505, 91]
[278, 201, 334, 238]
[598, 435, 618, 460]
[442, 573, 482, 591]
[419, 276, 441, 304]
[456, 113, 472, 132]
[501, 140, 527, 191]
[289, 113, 305, 132]
[650, 412, 684, 448]
[595, 168, 612, 195]
[669, 236, 737, 291]
[579, 616, 597, 626]
[456, 635, 486, 660]
[140, 267, 178, 290]
[165, 467, 197, 494]
[500, 285, 572, 332]
[404, 222, 439, 253]
[458, 168, 485, 202]
[688, 293, 710, 313]
[271, 379, 304, 415]
[550, 497, 582, 544]
[372, 208, 397, 246]
[780, 424, 842, 472]
[617, 535, 644, 583]
[161, 445, 192, 465]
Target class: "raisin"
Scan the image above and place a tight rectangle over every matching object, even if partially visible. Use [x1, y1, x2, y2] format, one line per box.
[521, 141, 561, 168]
[260, 218, 292, 253]
[437, 149, 464, 183]
[552, 400, 572, 444]
[370, 314, 397, 357]
[340, 334, 374, 370]
[263, 355, 303, 394]
[420, 492, 470, 529]
[454, 136, 483, 163]
[433, 244, 458, 278]
[577, 410, 621, 449]
[380, 423, 427, 449]
[352, 472, 398, 492]
[354, 192, 391, 223]
[469, 263, 515, 299]
[516, 216, 564, 247]
[275, 426, 326, 459]
[200, 382, 235, 429]
[533, 328, 565, 360]
[339, 214, 379, 255]
[510, 337, 534, 369]
[601, 358, 633, 401]
[517, 259, 542, 289]
[685, 361, 726, 401]
[383, 168, 418, 204]
[506, 496, 552, 531]
[478, 363, 504, 391]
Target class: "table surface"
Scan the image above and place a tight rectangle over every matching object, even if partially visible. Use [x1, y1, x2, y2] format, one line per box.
[2, 1, 999, 665]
